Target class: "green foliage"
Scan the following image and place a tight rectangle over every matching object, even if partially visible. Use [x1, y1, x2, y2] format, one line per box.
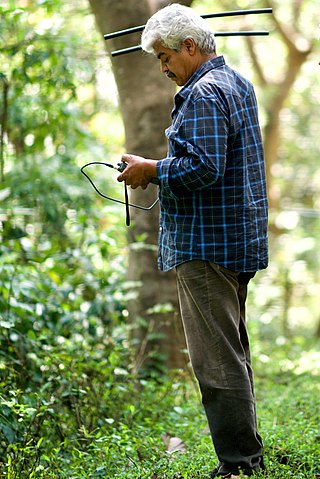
[0, 2, 131, 474]
[0, 1, 319, 478]
[0, 339, 319, 478]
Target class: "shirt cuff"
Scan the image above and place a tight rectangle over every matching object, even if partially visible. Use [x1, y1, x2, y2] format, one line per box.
[156, 157, 173, 191]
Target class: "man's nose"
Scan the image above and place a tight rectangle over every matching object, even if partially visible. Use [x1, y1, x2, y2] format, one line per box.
[160, 62, 168, 74]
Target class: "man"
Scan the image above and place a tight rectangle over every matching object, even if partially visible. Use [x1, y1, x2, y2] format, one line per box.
[118, 4, 268, 478]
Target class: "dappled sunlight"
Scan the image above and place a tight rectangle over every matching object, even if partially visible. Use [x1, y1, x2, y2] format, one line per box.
[294, 349, 320, 376]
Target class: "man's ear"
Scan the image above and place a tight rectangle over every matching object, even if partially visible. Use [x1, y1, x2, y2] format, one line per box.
[183, 38, 197, 55]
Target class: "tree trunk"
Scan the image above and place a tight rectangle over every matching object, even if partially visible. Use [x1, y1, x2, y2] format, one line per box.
[88, 0, 188, 371]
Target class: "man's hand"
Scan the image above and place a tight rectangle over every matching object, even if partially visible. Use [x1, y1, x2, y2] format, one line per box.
[117, 154, 158, 190]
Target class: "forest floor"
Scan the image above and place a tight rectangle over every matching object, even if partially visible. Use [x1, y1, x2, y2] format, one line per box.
[1, 337, 319, 478]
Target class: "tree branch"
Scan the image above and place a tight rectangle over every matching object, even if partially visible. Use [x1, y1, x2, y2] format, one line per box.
[293, 0, 304, 26]
[265, 0, 311, 55]
[245, 37, 268, 87]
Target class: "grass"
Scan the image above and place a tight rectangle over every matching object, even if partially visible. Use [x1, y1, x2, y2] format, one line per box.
[1, 337, 319, 478]
[102, 338, 320, 479]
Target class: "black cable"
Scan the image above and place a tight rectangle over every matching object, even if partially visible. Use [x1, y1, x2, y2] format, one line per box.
[80, 162, 159, 226]
[124, 181, 130, 226]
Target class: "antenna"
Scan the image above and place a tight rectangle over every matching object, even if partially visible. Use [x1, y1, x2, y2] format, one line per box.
[104, 8, 272, 40]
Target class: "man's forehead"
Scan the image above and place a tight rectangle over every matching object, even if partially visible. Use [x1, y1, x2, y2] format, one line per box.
[153, 41, 171, 58]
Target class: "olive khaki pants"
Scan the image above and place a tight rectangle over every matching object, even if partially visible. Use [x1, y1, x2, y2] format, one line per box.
[176, 260, 264, 474]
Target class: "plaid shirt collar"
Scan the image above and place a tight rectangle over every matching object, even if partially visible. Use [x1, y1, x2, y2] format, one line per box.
[174, 55, 226, 107]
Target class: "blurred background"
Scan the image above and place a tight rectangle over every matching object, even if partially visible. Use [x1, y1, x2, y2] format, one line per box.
[0, 0, 319, 476]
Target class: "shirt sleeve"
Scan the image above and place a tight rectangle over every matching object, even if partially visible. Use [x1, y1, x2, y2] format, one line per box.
[157, 93, 229, 196]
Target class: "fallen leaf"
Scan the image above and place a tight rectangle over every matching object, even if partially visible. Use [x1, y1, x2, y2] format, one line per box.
[162, 433, 186, 454]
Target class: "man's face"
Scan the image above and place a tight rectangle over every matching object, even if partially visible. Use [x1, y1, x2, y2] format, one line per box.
[153, 41, 198, 86]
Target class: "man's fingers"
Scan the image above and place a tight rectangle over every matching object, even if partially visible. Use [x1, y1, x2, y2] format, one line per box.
[122, 153, 135, 164]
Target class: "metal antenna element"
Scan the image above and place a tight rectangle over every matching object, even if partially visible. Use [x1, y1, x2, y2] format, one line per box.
[103, 8, 272, 40]
[111, 31, 269, 57]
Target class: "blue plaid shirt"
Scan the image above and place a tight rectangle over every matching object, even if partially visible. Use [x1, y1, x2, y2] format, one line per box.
[156, 56, 268, 272]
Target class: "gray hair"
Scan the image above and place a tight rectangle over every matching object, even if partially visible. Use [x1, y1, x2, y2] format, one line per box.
[141, 4, 216, 55]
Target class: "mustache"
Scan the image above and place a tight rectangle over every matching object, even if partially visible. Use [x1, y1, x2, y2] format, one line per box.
[165, 71, 176, 79]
